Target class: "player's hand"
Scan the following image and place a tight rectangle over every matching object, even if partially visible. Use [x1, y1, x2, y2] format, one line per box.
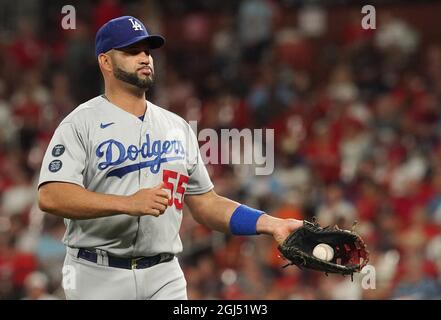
[128, 182, 170, 217]
[256, 214, 303, 245]
[271, 218, 303, 245]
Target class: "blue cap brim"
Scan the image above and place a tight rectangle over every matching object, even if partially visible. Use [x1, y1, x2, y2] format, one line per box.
[113, 34, 165, 51]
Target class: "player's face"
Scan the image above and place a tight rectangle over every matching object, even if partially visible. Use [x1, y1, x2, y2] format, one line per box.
[110, 42, 155, 90]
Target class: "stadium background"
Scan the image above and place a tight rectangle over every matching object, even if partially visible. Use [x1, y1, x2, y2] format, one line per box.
[0, 0, 441, 299]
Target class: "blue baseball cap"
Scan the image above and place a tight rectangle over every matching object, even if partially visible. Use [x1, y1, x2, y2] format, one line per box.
[95, 16, 165, 57]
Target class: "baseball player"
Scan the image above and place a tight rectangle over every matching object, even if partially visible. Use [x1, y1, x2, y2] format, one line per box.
[37, 16, 301, 300]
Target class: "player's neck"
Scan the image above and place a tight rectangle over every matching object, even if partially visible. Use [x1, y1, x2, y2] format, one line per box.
[104, 86, 147, 117]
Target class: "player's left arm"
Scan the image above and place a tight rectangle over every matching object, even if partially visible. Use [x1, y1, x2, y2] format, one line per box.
[185, 190, 302, 244]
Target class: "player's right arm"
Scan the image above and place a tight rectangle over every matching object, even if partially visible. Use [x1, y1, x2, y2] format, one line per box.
[38, 118, 169, 220]
[38, 182, 169, 220]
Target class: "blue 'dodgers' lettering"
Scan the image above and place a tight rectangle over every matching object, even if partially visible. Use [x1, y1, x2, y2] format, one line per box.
[96, 134, 185, 178]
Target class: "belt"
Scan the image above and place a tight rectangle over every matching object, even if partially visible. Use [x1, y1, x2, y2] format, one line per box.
[77, 248, 174, 270]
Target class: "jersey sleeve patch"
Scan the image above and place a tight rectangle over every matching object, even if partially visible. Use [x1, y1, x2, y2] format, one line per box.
[48, 160, 63, 172]
[52, 144, 66, 157]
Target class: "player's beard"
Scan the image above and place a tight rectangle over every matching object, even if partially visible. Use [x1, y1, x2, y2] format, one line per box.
[113, 66, 154, 90]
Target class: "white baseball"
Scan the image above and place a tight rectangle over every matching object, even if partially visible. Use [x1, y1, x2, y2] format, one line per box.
[312, 243, 334, 261]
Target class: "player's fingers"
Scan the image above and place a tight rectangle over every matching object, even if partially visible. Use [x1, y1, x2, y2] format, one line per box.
[153, 182, 165, 190]
[148, 208, 161, 217]
[155, 197, 169, 206]
[156, 189, 170, 199]
[152, 202, 167, 212]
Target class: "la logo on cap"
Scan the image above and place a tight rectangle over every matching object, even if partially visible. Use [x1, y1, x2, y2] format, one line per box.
[129, 18, 143, 31]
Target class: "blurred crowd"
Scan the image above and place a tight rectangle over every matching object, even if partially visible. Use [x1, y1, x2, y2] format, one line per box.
[1, 0, 441, 299]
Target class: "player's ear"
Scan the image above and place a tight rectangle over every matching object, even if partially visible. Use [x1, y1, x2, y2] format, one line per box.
[98, 52, 113, 72]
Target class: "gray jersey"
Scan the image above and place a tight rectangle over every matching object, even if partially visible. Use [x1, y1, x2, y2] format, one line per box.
[38, 95, 213, 257]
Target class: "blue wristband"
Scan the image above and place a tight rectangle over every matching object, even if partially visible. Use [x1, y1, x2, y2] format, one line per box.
[229, 205, 264, 235]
